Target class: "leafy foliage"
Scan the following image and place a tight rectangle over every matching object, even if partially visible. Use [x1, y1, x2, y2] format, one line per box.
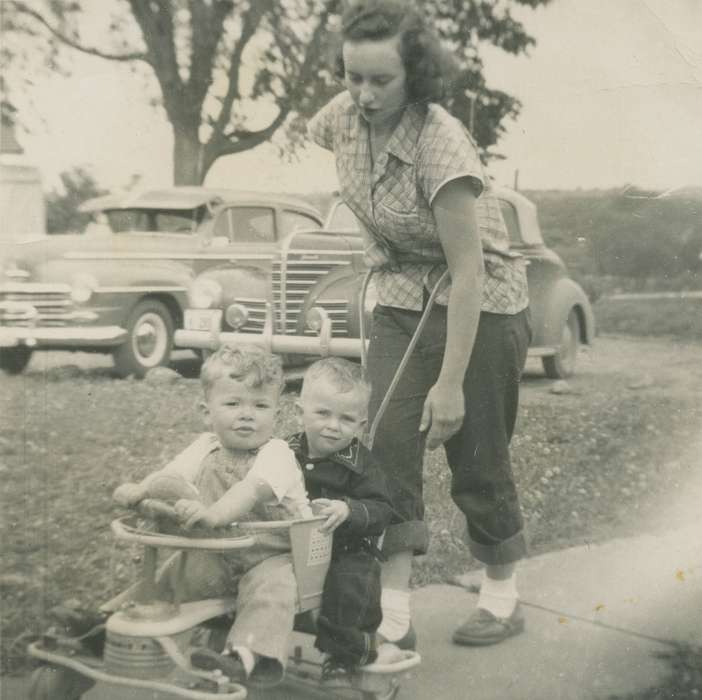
[45, 167, 107, 234]
[524, 189, 702, 283]
[2, 0, 550, 184]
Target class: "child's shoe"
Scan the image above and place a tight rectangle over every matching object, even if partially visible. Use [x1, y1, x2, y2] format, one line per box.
[190, 647, 247, 683]
[320, 655, 355, 687]
[47, 604, 108, 657]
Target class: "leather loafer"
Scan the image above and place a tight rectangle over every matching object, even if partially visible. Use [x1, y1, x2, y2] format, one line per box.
[452, 605, 525, 646]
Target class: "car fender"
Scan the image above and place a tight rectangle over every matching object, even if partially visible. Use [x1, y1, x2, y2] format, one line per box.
[539, 277, 595, 349]
[192, 263, 272, 308]
[296, 266, 364, 339]
[35, 257, 193, 328]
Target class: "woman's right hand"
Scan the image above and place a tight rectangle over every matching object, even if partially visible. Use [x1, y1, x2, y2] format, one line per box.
[113, 482, 147, 507]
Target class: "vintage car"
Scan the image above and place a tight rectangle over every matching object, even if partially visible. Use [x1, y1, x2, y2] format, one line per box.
[175, 187, 595, 378]
[0, 187, 324, 376]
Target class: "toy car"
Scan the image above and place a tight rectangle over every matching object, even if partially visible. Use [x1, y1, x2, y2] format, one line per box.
[27, 499, 420, 700]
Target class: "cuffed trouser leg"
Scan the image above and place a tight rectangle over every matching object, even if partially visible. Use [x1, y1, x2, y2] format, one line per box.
[315, 551, 382, 666]
[368, 304, 530, 564]
[227, 553, 297, 669]
[367, 305, 440, 555]
[445, 309, 531, 565]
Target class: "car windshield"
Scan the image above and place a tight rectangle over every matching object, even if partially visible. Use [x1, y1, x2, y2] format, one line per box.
[105, 207, 205, 233]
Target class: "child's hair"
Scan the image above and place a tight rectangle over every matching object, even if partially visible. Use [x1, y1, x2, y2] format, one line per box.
[200, 344, 284, 398]
[300, 357, 371, 409]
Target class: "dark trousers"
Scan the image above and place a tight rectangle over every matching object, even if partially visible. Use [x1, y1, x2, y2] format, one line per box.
[315, 548, 381, 667]
[367, 304, 531, 565]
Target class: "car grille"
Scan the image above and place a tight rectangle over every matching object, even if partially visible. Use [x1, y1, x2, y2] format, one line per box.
[228, 298, 268, 333]
[272, 254, 352, 337]
[0, 284, 73, 327]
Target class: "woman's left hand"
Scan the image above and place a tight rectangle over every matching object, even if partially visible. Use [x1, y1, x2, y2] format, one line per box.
[420, 382, 465, 450]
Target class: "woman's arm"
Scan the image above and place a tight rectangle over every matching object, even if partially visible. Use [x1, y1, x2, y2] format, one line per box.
[421, 178, 484, 450]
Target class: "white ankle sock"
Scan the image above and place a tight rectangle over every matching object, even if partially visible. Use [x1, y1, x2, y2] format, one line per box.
[227, 645, 256, 677]
[476, 571, 518, 618]
[378, 589, 411, 642]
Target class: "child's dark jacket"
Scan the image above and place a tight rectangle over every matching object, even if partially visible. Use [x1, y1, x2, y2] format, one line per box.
[287, 433, 393, 554]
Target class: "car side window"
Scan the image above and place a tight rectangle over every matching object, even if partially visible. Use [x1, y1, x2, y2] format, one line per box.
[213, 209, 233, 239]
[280, 210, 322, 236]
[228, 207, 276, 243]
[499, 200, 523, 246]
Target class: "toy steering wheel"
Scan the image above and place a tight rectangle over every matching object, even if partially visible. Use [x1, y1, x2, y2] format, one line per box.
[112, 497, 312, 551]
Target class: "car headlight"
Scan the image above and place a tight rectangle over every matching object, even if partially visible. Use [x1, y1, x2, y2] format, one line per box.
[306, 306, 330, 332]
[225, 303, 249, 330]
[70, 274, 98, 304]
[189, 278, 223, 309]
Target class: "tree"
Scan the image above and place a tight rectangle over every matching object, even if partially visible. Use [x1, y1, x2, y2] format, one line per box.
[2, 0, 550, 185]
[46, 167, 107, 233]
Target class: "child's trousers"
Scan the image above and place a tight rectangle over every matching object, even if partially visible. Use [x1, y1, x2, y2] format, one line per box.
[315, 548, 382, 667]
[159, 550, 298, 668]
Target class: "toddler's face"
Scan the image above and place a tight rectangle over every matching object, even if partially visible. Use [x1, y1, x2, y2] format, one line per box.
[299, 379, 367, 458]
[203, 376, 278, 451]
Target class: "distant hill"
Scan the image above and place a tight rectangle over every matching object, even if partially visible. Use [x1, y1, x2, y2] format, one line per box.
[523, 188, 702, 283]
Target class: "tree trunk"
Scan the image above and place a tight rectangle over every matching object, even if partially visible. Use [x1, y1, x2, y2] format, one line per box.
[172, 126, 205, 185]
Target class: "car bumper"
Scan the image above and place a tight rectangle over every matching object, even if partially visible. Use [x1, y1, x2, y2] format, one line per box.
[0, 325, 127, 348]
[175, 329, 365, 358]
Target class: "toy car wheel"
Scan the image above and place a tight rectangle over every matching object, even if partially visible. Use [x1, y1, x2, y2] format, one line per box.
[0, 346, 32, 375]
[543, 308, 580, 379]
[28, 664, 93, 700]
[113, 299, 175, 378]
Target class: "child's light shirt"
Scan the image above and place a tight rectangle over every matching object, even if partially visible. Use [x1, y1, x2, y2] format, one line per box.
[158, 433, 312, 520]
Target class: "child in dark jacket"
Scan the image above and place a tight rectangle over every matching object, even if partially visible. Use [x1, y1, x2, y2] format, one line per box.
[288, 357, 394, 679]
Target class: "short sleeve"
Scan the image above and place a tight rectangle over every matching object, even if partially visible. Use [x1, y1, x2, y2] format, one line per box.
[154, 433, 219, 484]
[247, 439, 305, 503]
[417, 109, 485, 206]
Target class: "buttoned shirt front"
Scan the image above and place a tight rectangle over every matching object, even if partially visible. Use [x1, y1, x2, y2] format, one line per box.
[287, 432, 393, 547]
[308, 91, 529, 314]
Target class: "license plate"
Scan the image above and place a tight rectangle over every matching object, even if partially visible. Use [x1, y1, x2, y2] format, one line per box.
[184, 309, 222, 332]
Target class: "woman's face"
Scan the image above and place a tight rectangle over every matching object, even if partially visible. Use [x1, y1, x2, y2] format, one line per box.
[343, 37, 408, 128]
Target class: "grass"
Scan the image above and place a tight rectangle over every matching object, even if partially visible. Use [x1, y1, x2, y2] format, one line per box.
[594, 297, 702, 341]
[2, 352, 700, 673]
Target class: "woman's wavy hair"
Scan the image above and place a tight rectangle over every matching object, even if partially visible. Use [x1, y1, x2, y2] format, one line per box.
[334, 0, 452, 104]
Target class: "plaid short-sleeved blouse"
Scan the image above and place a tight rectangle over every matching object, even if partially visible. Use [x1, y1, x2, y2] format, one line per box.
[308, 91, 528, 314]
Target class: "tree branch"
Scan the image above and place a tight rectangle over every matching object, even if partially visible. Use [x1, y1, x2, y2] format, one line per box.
[7, 1, 149, 63]
[211, 0, 273, 140]
[203, 103, 290, 176]
[187, 0, 232, 107]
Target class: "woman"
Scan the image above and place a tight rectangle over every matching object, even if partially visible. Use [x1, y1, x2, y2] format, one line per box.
[308, 0, 531, 651]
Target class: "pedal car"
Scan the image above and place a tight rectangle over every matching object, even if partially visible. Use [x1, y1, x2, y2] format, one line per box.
[27, 496, 420, 699]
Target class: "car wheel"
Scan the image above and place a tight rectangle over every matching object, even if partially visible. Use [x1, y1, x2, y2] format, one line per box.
[112, 299, 174, 378]
[543, 308, 580, 379]
[28, 664, 93, 700]
[0, 346, 33, 374]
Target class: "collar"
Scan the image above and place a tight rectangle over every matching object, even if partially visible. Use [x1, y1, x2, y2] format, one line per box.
[383, 103, 425, 165]
[345, 95, 424, 166]
[288, 432, 364, 475]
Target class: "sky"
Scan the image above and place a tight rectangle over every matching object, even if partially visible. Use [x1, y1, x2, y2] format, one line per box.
[9, 0, 702, 194]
